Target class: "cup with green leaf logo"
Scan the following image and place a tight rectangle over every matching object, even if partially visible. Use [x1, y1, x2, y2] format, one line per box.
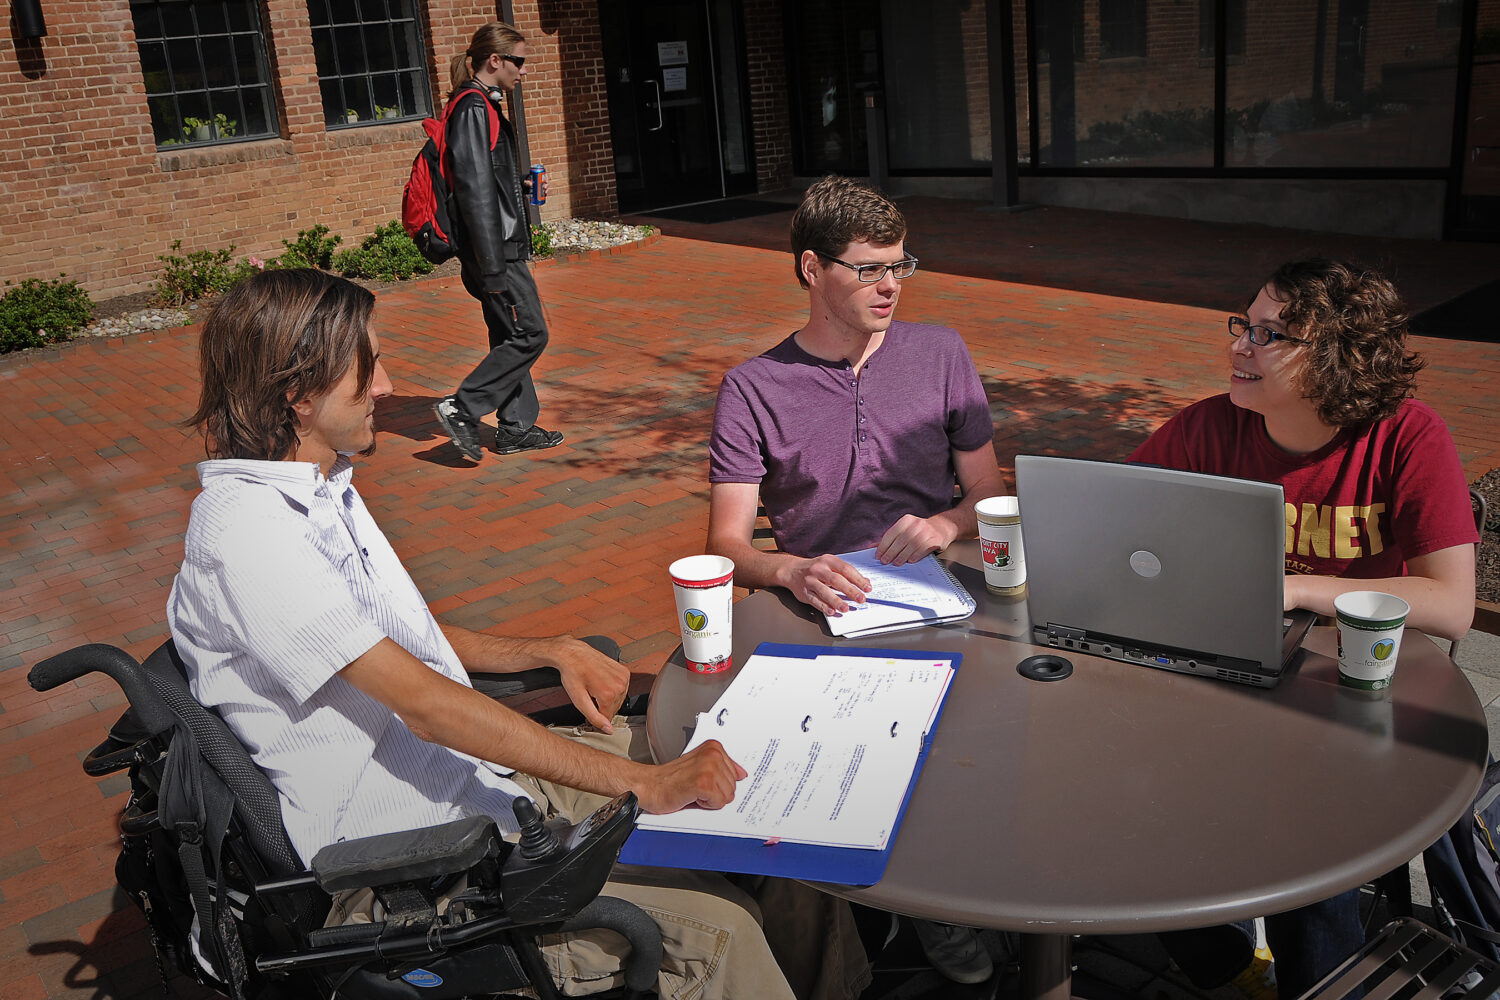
[1334, 590, 1410, 690]
[669, 555, 735, 673]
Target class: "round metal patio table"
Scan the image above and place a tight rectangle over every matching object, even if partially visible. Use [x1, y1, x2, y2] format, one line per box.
[646, 542, 1489, 1000]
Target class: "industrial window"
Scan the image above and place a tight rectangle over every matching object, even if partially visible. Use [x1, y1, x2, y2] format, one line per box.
[1098, 0, 1147, 59]
[133, 0, 279, 147]
[309, 0, 432, 127]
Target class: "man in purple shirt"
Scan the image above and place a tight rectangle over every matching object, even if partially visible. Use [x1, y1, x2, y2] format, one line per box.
[707, 175, 1004, 618]
[705, 176, 1003, 986]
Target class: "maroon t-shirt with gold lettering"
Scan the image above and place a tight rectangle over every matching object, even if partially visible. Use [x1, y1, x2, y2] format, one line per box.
[1129, 395, 1477, 578]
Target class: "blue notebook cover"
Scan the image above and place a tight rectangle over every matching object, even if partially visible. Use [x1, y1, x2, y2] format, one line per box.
[618, 642, 960, 886]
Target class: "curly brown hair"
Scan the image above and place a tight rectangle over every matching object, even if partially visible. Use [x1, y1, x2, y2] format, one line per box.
[790, 175, 906, 288]
[189, 269, 376, 461]
[1260, 257, 1425, 427]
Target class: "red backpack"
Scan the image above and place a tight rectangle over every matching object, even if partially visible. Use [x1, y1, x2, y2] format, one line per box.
[401, 90, 499, 265]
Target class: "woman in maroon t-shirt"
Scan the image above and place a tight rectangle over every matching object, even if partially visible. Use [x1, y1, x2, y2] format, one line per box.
[1131, 257, 1477, 642]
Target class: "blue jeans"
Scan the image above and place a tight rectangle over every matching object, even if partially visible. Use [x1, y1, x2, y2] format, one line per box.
[1158, 888, 1364, 998]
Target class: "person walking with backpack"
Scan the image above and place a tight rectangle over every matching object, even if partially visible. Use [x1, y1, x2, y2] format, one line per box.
[433, 21, 564, 461]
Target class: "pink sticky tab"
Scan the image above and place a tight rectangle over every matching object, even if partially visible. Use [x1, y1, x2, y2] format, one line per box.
[763, 837, 782, 846]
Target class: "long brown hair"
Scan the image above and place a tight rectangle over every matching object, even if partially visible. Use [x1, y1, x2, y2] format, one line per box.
[1262, 258, 1424, 427]
[449, 21, 525, 96]
[189, 269, 376, 461]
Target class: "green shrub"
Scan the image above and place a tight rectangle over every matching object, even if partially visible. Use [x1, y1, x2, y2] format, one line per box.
[531, 223, 554, 258]
[155, 240, 242, 305]
[273, 224, 342, 270]
[332, 221, 434, 281]
[0, 276, 94, 353]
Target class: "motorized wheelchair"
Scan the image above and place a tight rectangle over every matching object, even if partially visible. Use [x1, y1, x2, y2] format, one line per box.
[30, 639, 663, 1000]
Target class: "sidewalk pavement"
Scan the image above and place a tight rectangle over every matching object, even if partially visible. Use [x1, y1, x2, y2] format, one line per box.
[1, 201, 1498, 998]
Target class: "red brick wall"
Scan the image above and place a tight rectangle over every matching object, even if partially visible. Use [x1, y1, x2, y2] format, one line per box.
[0, 0, 610, 299]
[524, 1, 616, 217]
[743, 0, 792, 190]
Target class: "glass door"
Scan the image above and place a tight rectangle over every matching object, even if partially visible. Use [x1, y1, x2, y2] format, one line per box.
[602, 0, 752, 212]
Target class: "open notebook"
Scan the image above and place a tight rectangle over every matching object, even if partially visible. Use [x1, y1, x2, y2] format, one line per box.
[824, 550, 975, 638]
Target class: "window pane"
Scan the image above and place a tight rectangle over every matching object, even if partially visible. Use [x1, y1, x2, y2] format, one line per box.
[139, 40, 170, 93]
[1098, 0, 1146, 59]
[201, 36, 234, 87]
[880, 0, 991, 171]
[312, 26, 337, 75]
[167, 38, 204, 90]
[309, 0, 432, 127]
[366, 23, 395, 72]
[373, 74, 399, 109]
[1225, 0, 1456, 168]
[233, 33, 261, 83]
[784, 0, 874, 175]
[132, 0, 279, 146]
[241, 89, 272, 135]
[131, 2, 162, 39]
[307, 0, 331, 26]
[335, 25, 367, 75]
[226, 0, 254, 32]
[196, 1, 226, 34]
[321, 78, 348, 122]
[159, 2, 195, 37]
[1040, 0, 1212, 166]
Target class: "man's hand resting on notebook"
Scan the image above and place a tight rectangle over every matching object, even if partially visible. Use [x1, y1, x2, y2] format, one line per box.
[633, 740, 748, 813]
[876, 513, 961, 567]
[773, 554, 872, 616]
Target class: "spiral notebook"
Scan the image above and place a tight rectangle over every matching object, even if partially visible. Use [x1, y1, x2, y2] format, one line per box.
[825, 550, 976, 638]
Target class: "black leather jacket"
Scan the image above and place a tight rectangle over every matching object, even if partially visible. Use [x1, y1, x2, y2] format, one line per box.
[445, 82, 529, 293]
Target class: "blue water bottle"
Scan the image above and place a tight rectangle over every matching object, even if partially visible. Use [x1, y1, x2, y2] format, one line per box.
[529, 164, 547, 206]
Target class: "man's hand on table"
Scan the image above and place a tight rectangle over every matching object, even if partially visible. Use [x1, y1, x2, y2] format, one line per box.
[775, 553, 872, 616]
[876, 513, 956, 566]
[634, 740, 748, 813]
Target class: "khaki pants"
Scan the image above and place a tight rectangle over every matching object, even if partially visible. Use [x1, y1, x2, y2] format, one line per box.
[331, 718, 868, 1000]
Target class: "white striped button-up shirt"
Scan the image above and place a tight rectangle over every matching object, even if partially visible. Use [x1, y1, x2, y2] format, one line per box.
[167, 457, 526, 863]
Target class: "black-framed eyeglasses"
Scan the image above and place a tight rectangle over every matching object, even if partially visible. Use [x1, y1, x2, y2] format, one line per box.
[815, 251, 919, 283]
[1227, 315, 1306, 346]
[501, 53, 526, 68]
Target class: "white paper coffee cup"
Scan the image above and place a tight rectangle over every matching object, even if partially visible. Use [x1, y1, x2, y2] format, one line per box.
[975, 496, 1025, 596]
[1334, 590, 1409, 691]
[669, 555, 734, 674]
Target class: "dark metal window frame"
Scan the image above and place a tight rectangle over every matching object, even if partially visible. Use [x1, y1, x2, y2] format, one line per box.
[309, 0, 432, 129]
[1198, 0, 1244, 58]
[133, 0, 279, 149]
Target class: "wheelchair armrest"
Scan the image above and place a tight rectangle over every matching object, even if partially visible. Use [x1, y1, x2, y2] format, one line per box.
[311, 816, 502, 893]
[468, 666, 562, 700]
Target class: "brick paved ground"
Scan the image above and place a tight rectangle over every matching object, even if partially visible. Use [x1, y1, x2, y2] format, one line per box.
[2, 202, 1498, 998]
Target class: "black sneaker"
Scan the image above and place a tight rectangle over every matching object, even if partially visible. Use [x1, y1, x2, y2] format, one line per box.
[494, 425, 565, 455]
[434, 396, 483, 461]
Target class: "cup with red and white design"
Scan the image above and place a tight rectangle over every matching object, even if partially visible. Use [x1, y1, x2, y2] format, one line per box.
[669, 555, 734, 673]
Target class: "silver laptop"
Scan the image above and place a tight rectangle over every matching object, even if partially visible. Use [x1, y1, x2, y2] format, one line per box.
[1014, 455, 1316, 688]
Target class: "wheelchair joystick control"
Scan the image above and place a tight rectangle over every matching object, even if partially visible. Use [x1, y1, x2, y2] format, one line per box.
[512, 797, 562, 862]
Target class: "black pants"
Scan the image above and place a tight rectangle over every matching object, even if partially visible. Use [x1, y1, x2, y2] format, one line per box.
[455, 261, 548, 434]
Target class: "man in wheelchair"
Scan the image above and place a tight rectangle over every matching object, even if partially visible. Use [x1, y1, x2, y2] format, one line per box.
[163, 268, 806, 999]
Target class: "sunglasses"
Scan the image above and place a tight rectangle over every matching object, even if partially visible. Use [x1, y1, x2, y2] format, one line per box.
[501, 53, 526, 68]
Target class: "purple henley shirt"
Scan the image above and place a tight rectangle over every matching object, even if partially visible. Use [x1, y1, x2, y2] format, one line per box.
[708, 321, 995, 557]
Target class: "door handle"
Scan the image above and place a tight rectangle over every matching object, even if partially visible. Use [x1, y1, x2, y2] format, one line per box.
[646, 79, 664, 132]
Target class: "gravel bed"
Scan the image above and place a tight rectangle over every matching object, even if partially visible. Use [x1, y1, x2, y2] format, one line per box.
[74, 218, 652, 341]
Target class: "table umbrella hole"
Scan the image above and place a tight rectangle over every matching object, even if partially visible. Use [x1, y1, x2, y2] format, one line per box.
[1018, 654, 1074, 682]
